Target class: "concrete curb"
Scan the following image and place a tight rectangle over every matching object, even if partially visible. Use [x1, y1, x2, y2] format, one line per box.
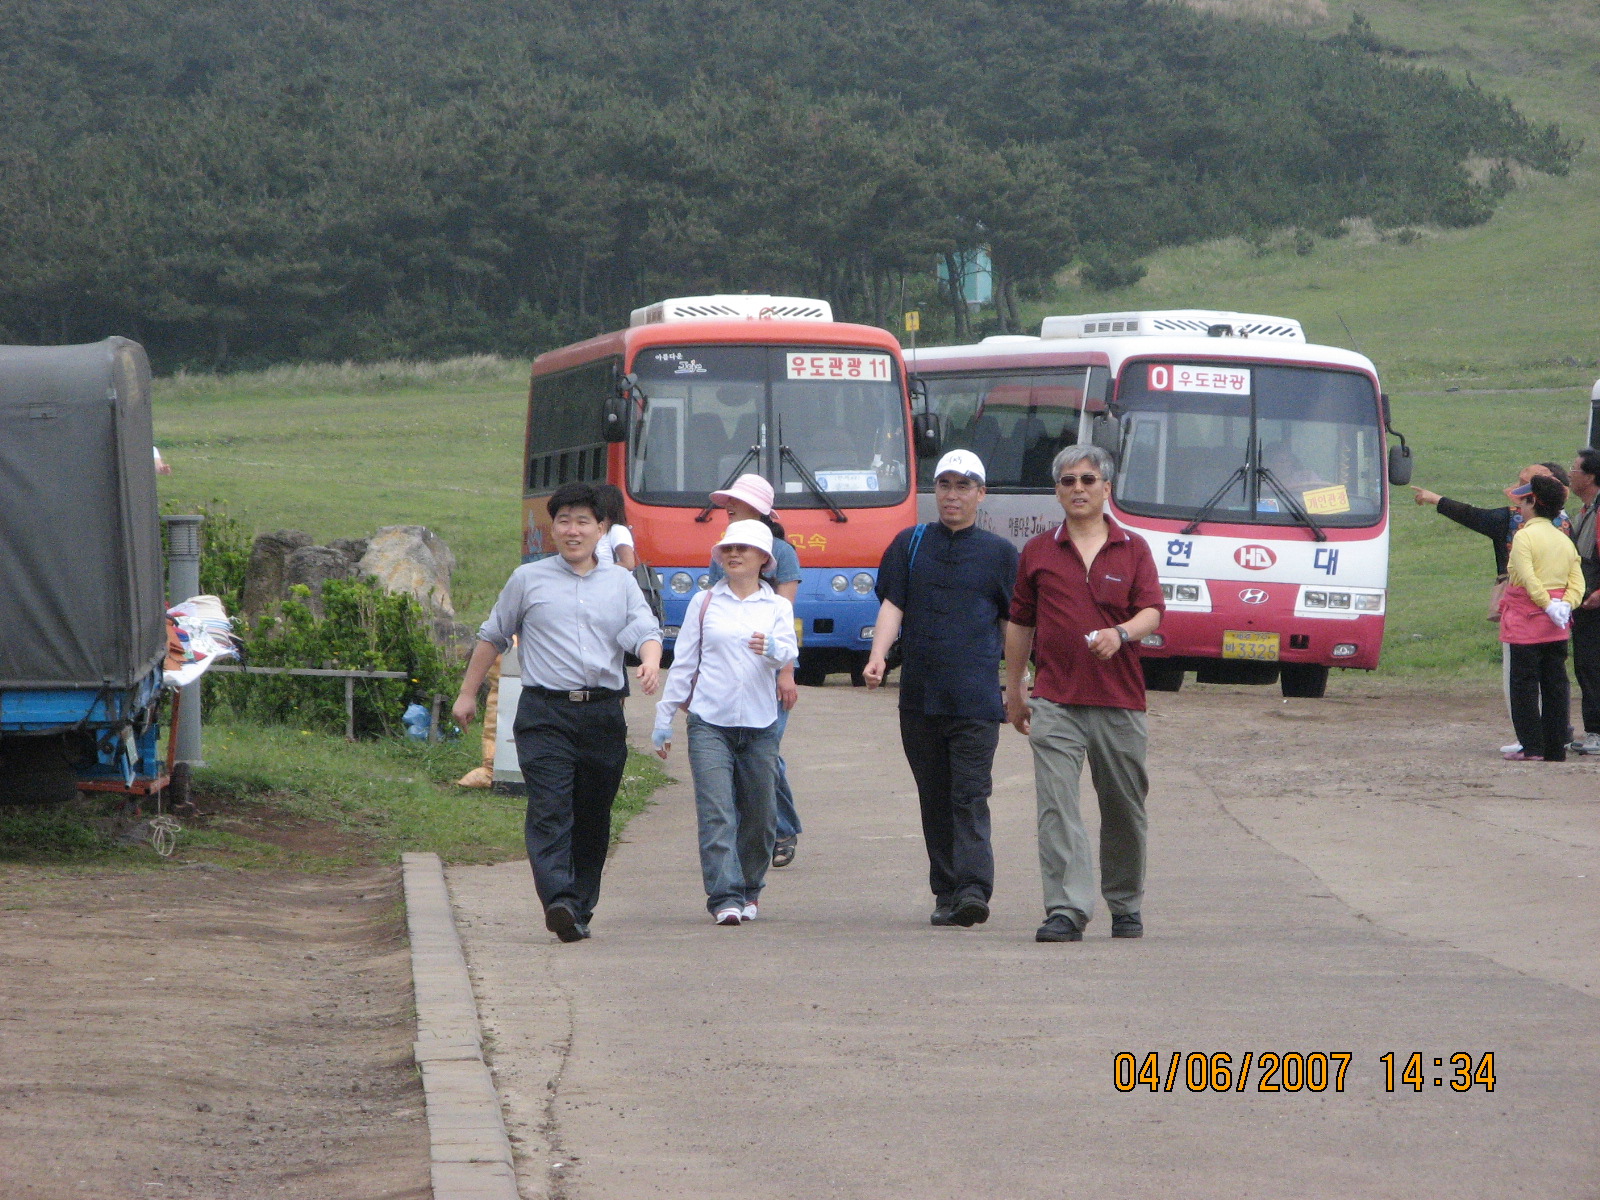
[402, 852, 519, 1200]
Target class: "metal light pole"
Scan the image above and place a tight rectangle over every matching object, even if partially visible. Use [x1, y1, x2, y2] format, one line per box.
[164, 514, 204, 770]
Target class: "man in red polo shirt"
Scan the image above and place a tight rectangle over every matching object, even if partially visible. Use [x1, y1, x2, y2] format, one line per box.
[1004, 444, 1164, 943]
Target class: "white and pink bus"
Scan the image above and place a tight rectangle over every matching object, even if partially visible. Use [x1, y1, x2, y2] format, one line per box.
[910, 309, 1413, 697]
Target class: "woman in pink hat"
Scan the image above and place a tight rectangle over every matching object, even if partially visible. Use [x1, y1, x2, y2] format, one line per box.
[654, 520, 799, 923]
[706, 475, 806, 867]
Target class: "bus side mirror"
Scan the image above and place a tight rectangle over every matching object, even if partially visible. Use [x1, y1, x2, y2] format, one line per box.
[1090, 411, 1121, 461]
[912, 411, 941, 458]
[1388, 443, 1413, 486]
[602, 393, 629, 443]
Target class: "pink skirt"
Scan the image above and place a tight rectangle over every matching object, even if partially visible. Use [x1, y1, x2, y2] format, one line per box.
[1499, 585, 1570, 645]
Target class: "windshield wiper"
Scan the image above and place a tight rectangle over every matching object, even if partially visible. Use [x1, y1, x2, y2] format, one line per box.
[778, 439, 848, 523]
[1257, 466, 1328, 542]
[1180, 465, 1247, 536]
[695, 443, 761, 523]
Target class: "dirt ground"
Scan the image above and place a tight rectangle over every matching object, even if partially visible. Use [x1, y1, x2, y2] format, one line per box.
[0, 854, 429, 1200]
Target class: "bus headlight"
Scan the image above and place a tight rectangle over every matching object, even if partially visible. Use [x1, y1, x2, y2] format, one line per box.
[831, 574, 849, 592]
[1327, 592, 1352, 609]
[1304, 591, 1327, 608]
[861, 626, 876, 640]
[669, 572, 693, 594]
[662, 626, 681, 637]
[1140, 634, 1165, 648]
[1332, 643, 1358, 657]
[1175, 585, 1200, 603]
[1354, 594, 1382, 612]
[852, 572, 875, 595]
[697, 574, 711, 590]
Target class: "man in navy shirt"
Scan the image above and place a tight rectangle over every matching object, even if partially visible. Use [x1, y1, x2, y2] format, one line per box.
[865, 450, 1019, 928]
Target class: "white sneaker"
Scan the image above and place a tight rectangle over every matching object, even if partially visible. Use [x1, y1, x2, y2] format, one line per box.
[1500, 742, 1521, 755]
[714, 906, 744, 926]
[1571, 732, 1600, 755]
[741, 902, 758, 922]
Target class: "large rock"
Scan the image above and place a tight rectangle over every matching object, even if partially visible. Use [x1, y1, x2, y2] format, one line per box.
[241, 530, 315, 621]
[284, 545, 361, 617]
[359, 525, 457, 617]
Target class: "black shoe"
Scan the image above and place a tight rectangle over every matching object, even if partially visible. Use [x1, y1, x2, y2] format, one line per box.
[930, 905, 958, 927]
[772, 836, 797, 868]
[951, 895, 990, 927]
[1111, 911, 1143, 939]
[545, 902, 585, 943]
[1035, 914, 1082, 942]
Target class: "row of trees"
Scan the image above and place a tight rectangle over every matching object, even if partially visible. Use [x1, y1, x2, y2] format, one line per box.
[0, 0, 1576, 366]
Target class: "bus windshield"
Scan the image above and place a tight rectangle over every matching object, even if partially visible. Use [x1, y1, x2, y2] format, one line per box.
[917, 368, 1102, 490]
[628, 344, 908, 507]
[1115, 363, 1384, 528]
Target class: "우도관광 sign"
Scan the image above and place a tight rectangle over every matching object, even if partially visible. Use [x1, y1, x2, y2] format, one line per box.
[787, 352, 893, 382]
[1147, 364, 1251, 396]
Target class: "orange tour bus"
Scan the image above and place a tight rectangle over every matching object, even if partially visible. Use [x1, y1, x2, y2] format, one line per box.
[522, 294, 929, 683]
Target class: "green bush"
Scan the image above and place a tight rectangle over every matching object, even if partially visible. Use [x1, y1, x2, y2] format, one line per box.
[1079, 248, 1149, 292]
[159, 499, 254, 615]
[212, 578, 453, 738]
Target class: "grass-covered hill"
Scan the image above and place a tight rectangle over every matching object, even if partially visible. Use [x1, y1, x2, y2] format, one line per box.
[0, 0, 1574, 368]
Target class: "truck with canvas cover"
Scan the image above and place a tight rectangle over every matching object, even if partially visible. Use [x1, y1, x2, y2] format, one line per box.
[0, 338, 169, 804]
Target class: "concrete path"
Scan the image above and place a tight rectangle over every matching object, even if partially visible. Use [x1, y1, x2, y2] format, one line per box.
[447, 685, 1600, 1199]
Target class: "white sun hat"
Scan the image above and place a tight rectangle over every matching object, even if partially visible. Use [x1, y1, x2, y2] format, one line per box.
[934, 448, 986, 483]
[713, 518, 775, 564]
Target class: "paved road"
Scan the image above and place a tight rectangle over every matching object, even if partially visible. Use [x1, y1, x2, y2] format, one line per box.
[447, 683, 1600, 1199]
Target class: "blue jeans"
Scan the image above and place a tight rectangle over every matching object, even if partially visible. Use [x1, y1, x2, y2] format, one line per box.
[773, 705, 802, 841]
[687, 713, 781, 912]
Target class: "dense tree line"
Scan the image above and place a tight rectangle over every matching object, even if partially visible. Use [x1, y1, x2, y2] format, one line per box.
[0, 0, 1576, 367]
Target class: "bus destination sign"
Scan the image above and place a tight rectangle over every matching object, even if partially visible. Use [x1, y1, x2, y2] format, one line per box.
[1148, 364, 1251, 396]
[788, 352, 893, 382]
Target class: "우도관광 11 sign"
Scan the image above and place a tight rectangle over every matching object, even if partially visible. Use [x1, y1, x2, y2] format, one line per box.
[787, 352, 893, 382]
[1148, 364, 1251, 395]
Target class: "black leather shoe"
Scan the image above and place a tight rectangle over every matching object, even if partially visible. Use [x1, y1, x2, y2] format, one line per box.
[1035, 914, 1082, 942]
[930, 905, 957, 927]
[545, 902, 585, 943]
[951, 896, 990, 927]
[1111, 912, 1143, 939]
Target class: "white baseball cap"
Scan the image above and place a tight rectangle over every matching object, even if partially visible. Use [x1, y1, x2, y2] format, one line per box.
[713, 518, 775, 564]
[934, 449, 986, 484]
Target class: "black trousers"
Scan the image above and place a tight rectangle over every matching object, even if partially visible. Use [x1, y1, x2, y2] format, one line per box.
[898, 711, 999, 905]
[1507, 641, 1570, 761]
[513, 690, 629, 921]
[1572, 607, 1600, 735]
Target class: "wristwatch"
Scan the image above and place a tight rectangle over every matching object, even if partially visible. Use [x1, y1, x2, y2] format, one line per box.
[1115, 626, 1131, 643]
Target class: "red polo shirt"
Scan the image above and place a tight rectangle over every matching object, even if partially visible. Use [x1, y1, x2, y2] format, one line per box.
[1009, 516, 1165, 711]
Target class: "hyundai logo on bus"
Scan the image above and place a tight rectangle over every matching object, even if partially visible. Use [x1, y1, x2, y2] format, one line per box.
[1238, 588, 1269, 605]
[1233, 544, 1276, 569]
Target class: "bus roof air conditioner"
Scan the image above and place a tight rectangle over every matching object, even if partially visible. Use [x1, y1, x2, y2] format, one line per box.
[1040, 310, 1306, 342]
[630, 295, 834, 326]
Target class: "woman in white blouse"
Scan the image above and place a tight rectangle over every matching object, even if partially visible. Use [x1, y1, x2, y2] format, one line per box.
[654, 520, 799, 924]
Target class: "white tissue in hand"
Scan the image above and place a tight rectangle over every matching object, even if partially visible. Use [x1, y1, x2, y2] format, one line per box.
[1546, 599, 1573, 628]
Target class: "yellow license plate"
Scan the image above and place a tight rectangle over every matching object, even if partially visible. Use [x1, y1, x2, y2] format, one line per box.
[1221, 630, 1279, 661]
[794, 617, 804, 647]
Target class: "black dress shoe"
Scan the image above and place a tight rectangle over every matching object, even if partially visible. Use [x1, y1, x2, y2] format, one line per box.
[951, 895, 990, 927]
[545, 902, 585, 943]
[1111, 912, 1143, 939]
[1035, 913, 1082, 942]
[930, 904, 957, 927]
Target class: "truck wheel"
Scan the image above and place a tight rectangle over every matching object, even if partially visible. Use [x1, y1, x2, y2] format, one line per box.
[794, 654, 828, 687]
[1141, 659, 1185, 693]
[1279, 664, 1329, 698]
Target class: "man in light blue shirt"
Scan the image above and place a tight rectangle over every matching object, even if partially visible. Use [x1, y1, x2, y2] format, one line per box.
[454, 483, 662, 942]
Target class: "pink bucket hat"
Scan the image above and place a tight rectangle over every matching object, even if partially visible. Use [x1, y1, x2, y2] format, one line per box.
[710, 473, 775, 515]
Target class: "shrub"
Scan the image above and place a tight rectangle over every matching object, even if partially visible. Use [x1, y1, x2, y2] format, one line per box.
[1079, 249, 1148, 291]
[212, 578, 453, 738]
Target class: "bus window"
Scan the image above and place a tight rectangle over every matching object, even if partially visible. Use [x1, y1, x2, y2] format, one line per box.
[920, 369, 1092, 489]
[773, 377, 907, 497]
[1115, 364, 1383, 526]
[527, 358, 616, 489]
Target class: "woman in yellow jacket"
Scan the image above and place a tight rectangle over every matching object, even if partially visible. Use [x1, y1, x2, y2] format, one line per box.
[1500, 474, 1585, 761]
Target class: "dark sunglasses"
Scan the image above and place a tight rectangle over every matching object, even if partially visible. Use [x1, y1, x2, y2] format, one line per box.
[1056, 473, 1101, 487]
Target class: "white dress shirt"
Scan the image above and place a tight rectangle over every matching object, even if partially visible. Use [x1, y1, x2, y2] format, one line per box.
[595, 524, 635, 567]
[654, 581, 798, 743]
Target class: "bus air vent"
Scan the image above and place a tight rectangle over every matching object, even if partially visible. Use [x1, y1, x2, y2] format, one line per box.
[1040, 309, 1305, 343]
[630, 295, 834, 326]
